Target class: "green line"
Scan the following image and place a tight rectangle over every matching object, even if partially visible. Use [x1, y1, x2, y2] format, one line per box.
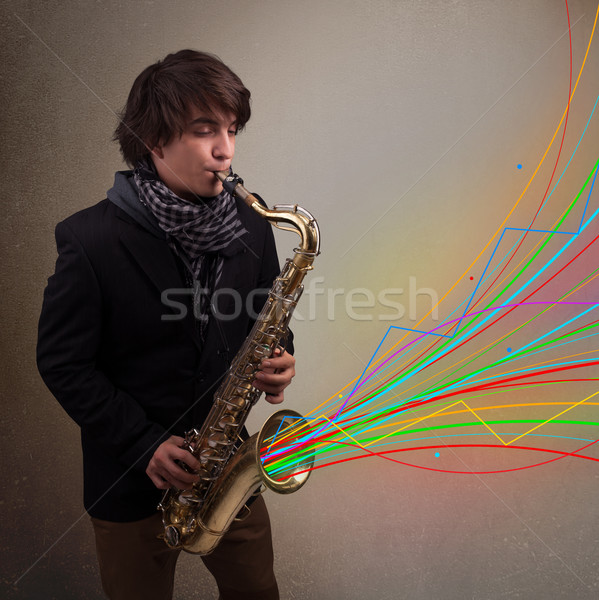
[273, 164, 599, 470]
[265, 417, 599, 472]
[364, 271, 599, 416]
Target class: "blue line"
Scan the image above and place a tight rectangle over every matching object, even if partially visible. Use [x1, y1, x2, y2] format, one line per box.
[304, 103, 599, 448]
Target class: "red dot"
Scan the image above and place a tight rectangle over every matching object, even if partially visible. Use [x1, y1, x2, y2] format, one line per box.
[470, 276, 474, 280]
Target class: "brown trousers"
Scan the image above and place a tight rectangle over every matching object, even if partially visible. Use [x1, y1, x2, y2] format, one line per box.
[91, 496, 279, 600]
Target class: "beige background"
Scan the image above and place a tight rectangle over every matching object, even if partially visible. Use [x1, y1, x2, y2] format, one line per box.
[2, 0, 599, 598]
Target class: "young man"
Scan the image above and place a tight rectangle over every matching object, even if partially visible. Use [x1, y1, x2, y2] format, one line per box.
[37, 49, 293, 600]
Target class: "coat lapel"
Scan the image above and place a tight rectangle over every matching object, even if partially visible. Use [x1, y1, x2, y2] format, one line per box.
[111, 195, 262, 356]
[115, 208, 202, 351]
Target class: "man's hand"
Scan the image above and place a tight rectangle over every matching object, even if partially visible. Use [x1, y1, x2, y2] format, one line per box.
[146, 436, 202, 490]
[147, 349, 295, 489]
[253, 348, 295, 404]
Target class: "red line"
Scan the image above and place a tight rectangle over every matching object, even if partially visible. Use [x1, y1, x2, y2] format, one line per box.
[262, 363, 599, 461]
[278, 438, 599, 478]
[467, 0, 573, 315]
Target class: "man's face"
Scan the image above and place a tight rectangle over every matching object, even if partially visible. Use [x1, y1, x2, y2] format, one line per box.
[150, 106, 237, 200]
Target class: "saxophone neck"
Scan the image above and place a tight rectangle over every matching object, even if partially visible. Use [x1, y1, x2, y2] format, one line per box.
[214, 169, 320, 257]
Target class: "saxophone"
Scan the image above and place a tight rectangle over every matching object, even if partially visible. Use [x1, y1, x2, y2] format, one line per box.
[159, 169, 319, 555]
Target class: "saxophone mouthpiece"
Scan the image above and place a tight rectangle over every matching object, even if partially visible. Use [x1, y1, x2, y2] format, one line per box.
[214, 168, 231, 181]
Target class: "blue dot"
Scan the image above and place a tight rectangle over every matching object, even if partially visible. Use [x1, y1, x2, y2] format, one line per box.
[517, 164, 523, 169]
[507, 347, 512, 353]
[435, 452, 440, 458]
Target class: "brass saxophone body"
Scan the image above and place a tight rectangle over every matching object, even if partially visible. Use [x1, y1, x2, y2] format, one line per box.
[159, 169, 319, 555]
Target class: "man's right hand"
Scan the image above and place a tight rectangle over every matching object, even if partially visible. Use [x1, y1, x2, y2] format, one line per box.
[146, 435, 202, 490]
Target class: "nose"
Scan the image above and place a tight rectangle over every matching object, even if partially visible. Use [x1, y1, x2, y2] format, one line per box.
[213, 130, 235, 161]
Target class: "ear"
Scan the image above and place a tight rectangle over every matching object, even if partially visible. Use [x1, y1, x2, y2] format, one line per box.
[150, 145, 165, 160]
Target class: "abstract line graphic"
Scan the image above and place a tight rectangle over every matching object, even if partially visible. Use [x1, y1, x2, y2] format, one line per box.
[262, 1, 599, 479]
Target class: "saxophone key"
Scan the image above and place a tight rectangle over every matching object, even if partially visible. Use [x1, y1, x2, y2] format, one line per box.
[218, 414, 240, 429]
[234, 363, 256, 378]
[221, 396, 248, 411]
[207, 431, 233, 447]
[252, 343, 272, 359]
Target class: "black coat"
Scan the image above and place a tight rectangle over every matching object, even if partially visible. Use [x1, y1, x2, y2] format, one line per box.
[37, 196, 284, 521]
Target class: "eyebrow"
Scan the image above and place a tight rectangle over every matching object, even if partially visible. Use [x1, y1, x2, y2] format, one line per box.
[188, 116, 238, 128]
[189, 116, 217, 126]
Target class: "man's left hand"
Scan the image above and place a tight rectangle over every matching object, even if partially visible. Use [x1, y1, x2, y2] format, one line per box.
[253, 348, 295, 404]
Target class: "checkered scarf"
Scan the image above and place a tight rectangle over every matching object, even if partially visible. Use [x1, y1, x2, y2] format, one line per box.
[134, 158, 247, 335]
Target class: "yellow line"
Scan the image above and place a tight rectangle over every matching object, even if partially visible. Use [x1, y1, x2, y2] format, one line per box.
[506, 389, 599, 444]
[358, 390, 599, 448]
[393, 401, 599, 424]
[329, 4, 599, 407]
[349, 273, 599, 421]
[323, 415, 371, 454]
[268, 394, 599, 467]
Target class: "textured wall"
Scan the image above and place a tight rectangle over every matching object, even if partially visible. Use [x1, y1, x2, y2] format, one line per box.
[2, 1, 598, 599]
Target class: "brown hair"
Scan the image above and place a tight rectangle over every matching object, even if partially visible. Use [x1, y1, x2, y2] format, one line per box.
[114, 49, 251, 166]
